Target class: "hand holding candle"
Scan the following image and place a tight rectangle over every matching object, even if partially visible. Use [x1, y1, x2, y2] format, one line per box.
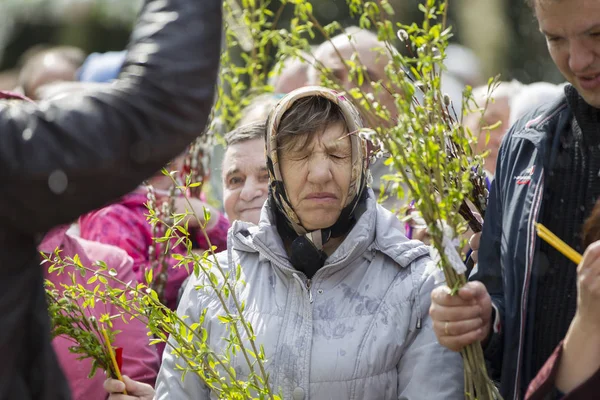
[101, 328, 127, 395]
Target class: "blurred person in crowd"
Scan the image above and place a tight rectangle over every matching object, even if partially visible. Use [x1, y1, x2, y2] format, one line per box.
[106, 86, 464, 400]
[445, 44, 484, 89]
[466, 81, 565, 178]
[309, 27, 396, 116]
[0, 0, 222, 397]
[77, 50, 127, 83]
[269, 48, 316, 94]
[308, 27, 406, 210]
[35, 50, 127, 99]
[222, 122, 269, 225]
[508, 81, 566, 126]
[0, 69, 19, 91]
[237, 93, 283, 127]
[442, 44, 484, 109]
[429, 0, 600, 397]
[17, 45, 86, 99]
[464, 80, 523, 177]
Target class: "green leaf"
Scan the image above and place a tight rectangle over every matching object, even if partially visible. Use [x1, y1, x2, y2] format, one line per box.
[203, 206, 211, 223]
[145, 268, 154, 285]
[209, 272, 219, 287]
[381, 0, 394, 15]
[73, 254, 82, 267]
[236, 264, 242, 281]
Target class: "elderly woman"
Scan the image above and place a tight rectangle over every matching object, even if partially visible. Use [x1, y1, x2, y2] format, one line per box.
[106, 87, 464, 399]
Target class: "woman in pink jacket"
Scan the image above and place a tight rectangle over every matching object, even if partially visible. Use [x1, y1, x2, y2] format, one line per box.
[41, 224, 160, 400]
[79, 154, 229, 311]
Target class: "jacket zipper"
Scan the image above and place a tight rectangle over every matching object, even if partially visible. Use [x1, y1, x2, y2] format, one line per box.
[513, 170, 545, 399]
[249, 238, 314, 302]
[306, 279, 313, 303]
[248, 235, 423, 333]
[250, 237, 360, 304]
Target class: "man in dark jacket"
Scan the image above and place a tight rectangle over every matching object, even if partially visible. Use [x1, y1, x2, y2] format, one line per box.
[0, 0, 222, 398]
[429, 0, 600, 398]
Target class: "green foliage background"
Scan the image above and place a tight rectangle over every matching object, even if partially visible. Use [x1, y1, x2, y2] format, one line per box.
[0, 0, 563, 84]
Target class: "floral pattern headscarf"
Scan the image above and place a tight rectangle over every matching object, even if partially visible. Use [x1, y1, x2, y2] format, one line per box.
[265, 86, 369, 250]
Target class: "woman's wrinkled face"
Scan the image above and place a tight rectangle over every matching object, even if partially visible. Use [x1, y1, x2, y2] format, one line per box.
[279, 121, 352, 231]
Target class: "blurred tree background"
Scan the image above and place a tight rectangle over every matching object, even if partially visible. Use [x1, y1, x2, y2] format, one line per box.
[0, 0, 564, 86]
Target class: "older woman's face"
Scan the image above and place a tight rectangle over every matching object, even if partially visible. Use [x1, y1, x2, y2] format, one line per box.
[279, 121, 352, 231]
[222, 139, 270, 224]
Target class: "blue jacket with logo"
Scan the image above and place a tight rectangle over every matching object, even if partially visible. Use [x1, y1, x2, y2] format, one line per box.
[472, 92, 572, 400]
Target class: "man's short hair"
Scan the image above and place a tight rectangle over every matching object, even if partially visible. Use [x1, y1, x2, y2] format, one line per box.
[277, 95, 345, 153]
[224, 121, 266, 147]
[236, 94, 282, 127]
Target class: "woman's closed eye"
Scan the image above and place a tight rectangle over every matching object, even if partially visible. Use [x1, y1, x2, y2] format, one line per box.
[283, 153, 310, 162]
[329, 152, 350, 160]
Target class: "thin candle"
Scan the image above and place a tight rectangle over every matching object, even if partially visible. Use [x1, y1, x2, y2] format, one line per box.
[535, 223, 583, 265]
[101, 328, 127, 395]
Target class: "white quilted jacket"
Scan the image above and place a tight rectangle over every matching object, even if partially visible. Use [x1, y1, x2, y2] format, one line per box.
[156, 190, 464, 399]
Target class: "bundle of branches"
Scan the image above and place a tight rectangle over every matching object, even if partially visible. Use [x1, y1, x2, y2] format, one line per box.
[184, 135, 212, 199]
[332, 1, 497, 397]
[45, 274, 122, 380]
[227, 0, 497, 398]
[198, 0, 501, 396]
[145, 137, 212, 304]
[44, 192, 279, 399]
[217, 0, 488, 233]
[146, 183, 176, 305]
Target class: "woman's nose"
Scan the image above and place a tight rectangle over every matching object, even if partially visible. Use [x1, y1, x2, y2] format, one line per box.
[307, 155, 333, 184]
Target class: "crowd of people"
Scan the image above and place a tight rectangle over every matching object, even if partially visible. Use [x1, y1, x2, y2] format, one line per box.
[1, 0, 600, 399]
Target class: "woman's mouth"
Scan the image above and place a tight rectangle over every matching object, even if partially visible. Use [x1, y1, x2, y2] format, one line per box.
[305, 192, 338, 202]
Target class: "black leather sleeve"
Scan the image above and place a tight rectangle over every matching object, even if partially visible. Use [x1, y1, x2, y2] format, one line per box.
[0, 0, 222, 234]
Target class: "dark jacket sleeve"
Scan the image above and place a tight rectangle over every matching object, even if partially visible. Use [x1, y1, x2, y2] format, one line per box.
[0, 0, 222, 235]
[526, 341, 600, 400]
[470, 133, 507, 379]
[526, 342, 564, 400]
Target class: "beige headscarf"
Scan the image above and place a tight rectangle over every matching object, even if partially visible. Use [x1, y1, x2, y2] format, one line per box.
[265, 86, 369, 251]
